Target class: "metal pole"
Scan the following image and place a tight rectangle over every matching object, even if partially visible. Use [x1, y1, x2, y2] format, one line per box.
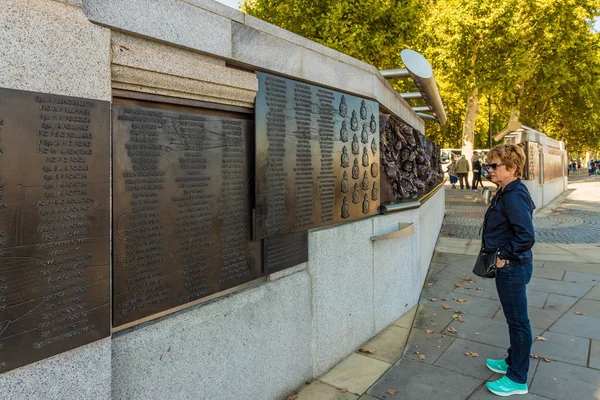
[488, 95, 492, 149]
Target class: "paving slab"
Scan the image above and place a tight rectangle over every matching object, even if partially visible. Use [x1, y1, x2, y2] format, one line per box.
[321, 353, 391, 395]
[532, 260, 546, 268]
[412, 304, 455, 332]
[570, 298, 600, 318]
[529, 360, 600, 400]
[543, 293, 579, 312]
[295, 380, 359, 400]
[528, 277, 593, 297]
[433, 338, 506, 379]
[359, 325, 409, 364]
[533, 253, 593, 263]
[403, 330, 456, 364]
[486, 359, 539, 387]
[531, 331, 590, 367]
[428, 261, 449, 275]
[445, 314, 543, 350]
[563, 271, 600, 285]
[543, 261, 600, 274]
[526, 289, 551, 309]
[584, 285, 600, 301]
[493, 307, 563, 331]
[590, 340, 600, 370]
[452, 280, 499, 301]
[425, 292, 501, 319]
[469, 384, 551, 400]
[366, 358, 482, 400]
[532, 268, 564, 281]
[357, 395, 379, 400]
[432, 252, 477, 265]
[549, 313, 600, 340]
[391, 305, 417, 329]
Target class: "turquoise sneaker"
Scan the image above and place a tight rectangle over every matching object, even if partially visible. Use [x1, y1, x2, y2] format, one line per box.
[486, 358, 508, 374]
[486, 376, 528, 396]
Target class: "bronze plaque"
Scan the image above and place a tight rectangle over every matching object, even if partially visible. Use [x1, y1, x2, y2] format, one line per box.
[523, 141, 541, 183]
[112, 99, 261, 327]
[263, 231, 308, 274]
[379, 114, 444, 203]
[255, 73, 380, 239]
[543, 149, 565, 183]
[0, 88, 110, 373]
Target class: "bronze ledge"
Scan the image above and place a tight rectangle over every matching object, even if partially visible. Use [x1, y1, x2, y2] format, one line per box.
[379, 179, 446, 214]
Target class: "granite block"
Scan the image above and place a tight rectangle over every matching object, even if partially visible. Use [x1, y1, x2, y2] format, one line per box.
[413, 304, 455, 332]
[531, 331, 590, 366]
[112, 273, 312, 400]
[543, 293, 579, 312]
[528, 277, 593, 297]
[404, 330, 456, 364]
[532, 268, 564, 281]
[584, 285, 600, 301]
[83, 0, 232, 58]
[308, 219, 375, 376]
[367, 358, 482, 400]
[184, 0, 245, 23]
[372, 212, 419, 330]
[0, 338, 111, 400]
[529, 360, 600, 400]
[570, 298, 600, 318]
[1, 0, 110, 100]
[434, 338, 506, 379]
[320, 353, 391, 395]
[549, 313, 600, 340]
[268, 262, 307, 281]
[562, 271, 600, 285]
[392, 305, 418, 329]
[295, 380, 359, 400]
[590, 340, 600, 369]
[232, 22, 302, 77]
[359, 325, 410, 364]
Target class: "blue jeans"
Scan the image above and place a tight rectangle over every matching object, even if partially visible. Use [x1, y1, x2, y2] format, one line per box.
[495, 262, 533, 384]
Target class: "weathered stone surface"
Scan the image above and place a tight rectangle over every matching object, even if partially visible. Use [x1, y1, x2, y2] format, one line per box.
[549, 313, 600, 340]
[494, 307, 563, 331]
[434, 338, 505, 379]
[529, 360, 600, 400]
[0, 0, 110, 100]
[584, 285, 600, 301]
[403, 330, 456, 364]
[532, 268, 565, 280]
[295, 380, 359, 400]
[359, 325, 410, 364]
[393, 305, 418, 329]
[112, 273, 313, 400]
[528, 277, 593, 297]
[0, 338, 111, 400]
[413, 304, 455, 332]
[83, 0, 232, 58]
[367, 358, 481, 400]
[543, 293, 579, 312]
[531, 331, 590, 366]
[590, 340, 600, 370]
[320, 353, 390, 395]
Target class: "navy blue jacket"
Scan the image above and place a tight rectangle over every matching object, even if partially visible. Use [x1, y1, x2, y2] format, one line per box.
[482, 179, 536, 264]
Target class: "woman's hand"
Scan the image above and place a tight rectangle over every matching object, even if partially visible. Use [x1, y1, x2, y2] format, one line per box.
[496, 256, 506, 268]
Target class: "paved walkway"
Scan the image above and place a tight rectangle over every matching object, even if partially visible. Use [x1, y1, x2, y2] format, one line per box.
[287, 176, 600, 400]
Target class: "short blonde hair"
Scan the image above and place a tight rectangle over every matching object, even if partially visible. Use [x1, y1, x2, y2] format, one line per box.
[487, 144, 526, 178]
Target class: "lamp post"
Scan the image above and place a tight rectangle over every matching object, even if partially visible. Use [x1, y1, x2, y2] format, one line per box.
[488, 95, 492, 150]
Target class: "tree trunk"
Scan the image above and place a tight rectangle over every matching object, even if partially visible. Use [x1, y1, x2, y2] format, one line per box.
[509, 104, 520, 126]
[462, 87, 479, 161]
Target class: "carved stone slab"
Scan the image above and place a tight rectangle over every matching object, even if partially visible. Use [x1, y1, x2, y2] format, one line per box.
[0, 88, 110, 373]
[112, 99, 261, 327]
[255, 73, 380, 240]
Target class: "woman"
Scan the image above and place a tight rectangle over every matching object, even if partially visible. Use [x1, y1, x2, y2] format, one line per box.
[447, 158, 458, 189]
[482, 144, 535, 397]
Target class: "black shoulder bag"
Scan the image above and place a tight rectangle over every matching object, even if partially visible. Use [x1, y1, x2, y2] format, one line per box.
[473, 191, 500, 278]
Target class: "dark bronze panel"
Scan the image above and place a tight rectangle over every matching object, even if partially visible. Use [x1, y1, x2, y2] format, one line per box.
[543, 149, 565, 184]
[112, 99, 262, 327]
[521, 141, 541, 183]
[254, 73, 380, 239]
[0, 88, 110, 373]
[379, 114, 444, 203]
[263, 231, 308, 274]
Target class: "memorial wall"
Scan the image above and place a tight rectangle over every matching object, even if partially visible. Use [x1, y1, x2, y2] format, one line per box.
[0, 88, 110, 373]
[0, 74, 442, 374]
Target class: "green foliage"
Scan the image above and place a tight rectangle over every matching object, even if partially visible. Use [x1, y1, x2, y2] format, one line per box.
[242, 0, 600, 153]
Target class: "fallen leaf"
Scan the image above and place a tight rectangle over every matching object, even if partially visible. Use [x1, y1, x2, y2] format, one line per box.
[415, 345, 419, 348]
[455, 317, 465, 323]
[424, 329, 434, 334]
[359, 348, 376, 354]
[456, 298, 468, 303]
[530, 353, 539, 359]
[447, 327, 458, 334]
[462, 273, 467, 276]
[477, 287, 483, 291]
[542, 358, 551, 363]
[441, 334, 446, 338]
[535, 336, 547, 342]
[414, 351, 420, 354]
[575, 311, 585, 316]
[464, 351, 479, 357]
[475, 332, 480, 335]
[442, 298, 450, 301]
[466, 278, 474, 282]
[428, 297, 438, 301]
[418, 354, 426, 360]
[426, 282, 434, 285]
[287, 394, 298, 400]
[455, 283, 463, 288]
[443, 304, 452, 310]
[454, 310, 465, 314]
[387, 389, 397, 395]
[340, 388, 348, 393]
[464, 287, 472, 290]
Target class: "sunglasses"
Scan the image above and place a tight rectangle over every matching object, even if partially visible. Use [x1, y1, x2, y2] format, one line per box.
[484, 163, 505, 170]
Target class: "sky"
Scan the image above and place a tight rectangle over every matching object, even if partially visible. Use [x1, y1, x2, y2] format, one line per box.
[215, 0, 240, 9]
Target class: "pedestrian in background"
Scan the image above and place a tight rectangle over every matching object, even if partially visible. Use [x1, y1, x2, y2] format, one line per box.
[456, 155, 470, 190]
[482, 144, 535, 397]
[472, 154, 483, 191]
[447, 158, 458, 189]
